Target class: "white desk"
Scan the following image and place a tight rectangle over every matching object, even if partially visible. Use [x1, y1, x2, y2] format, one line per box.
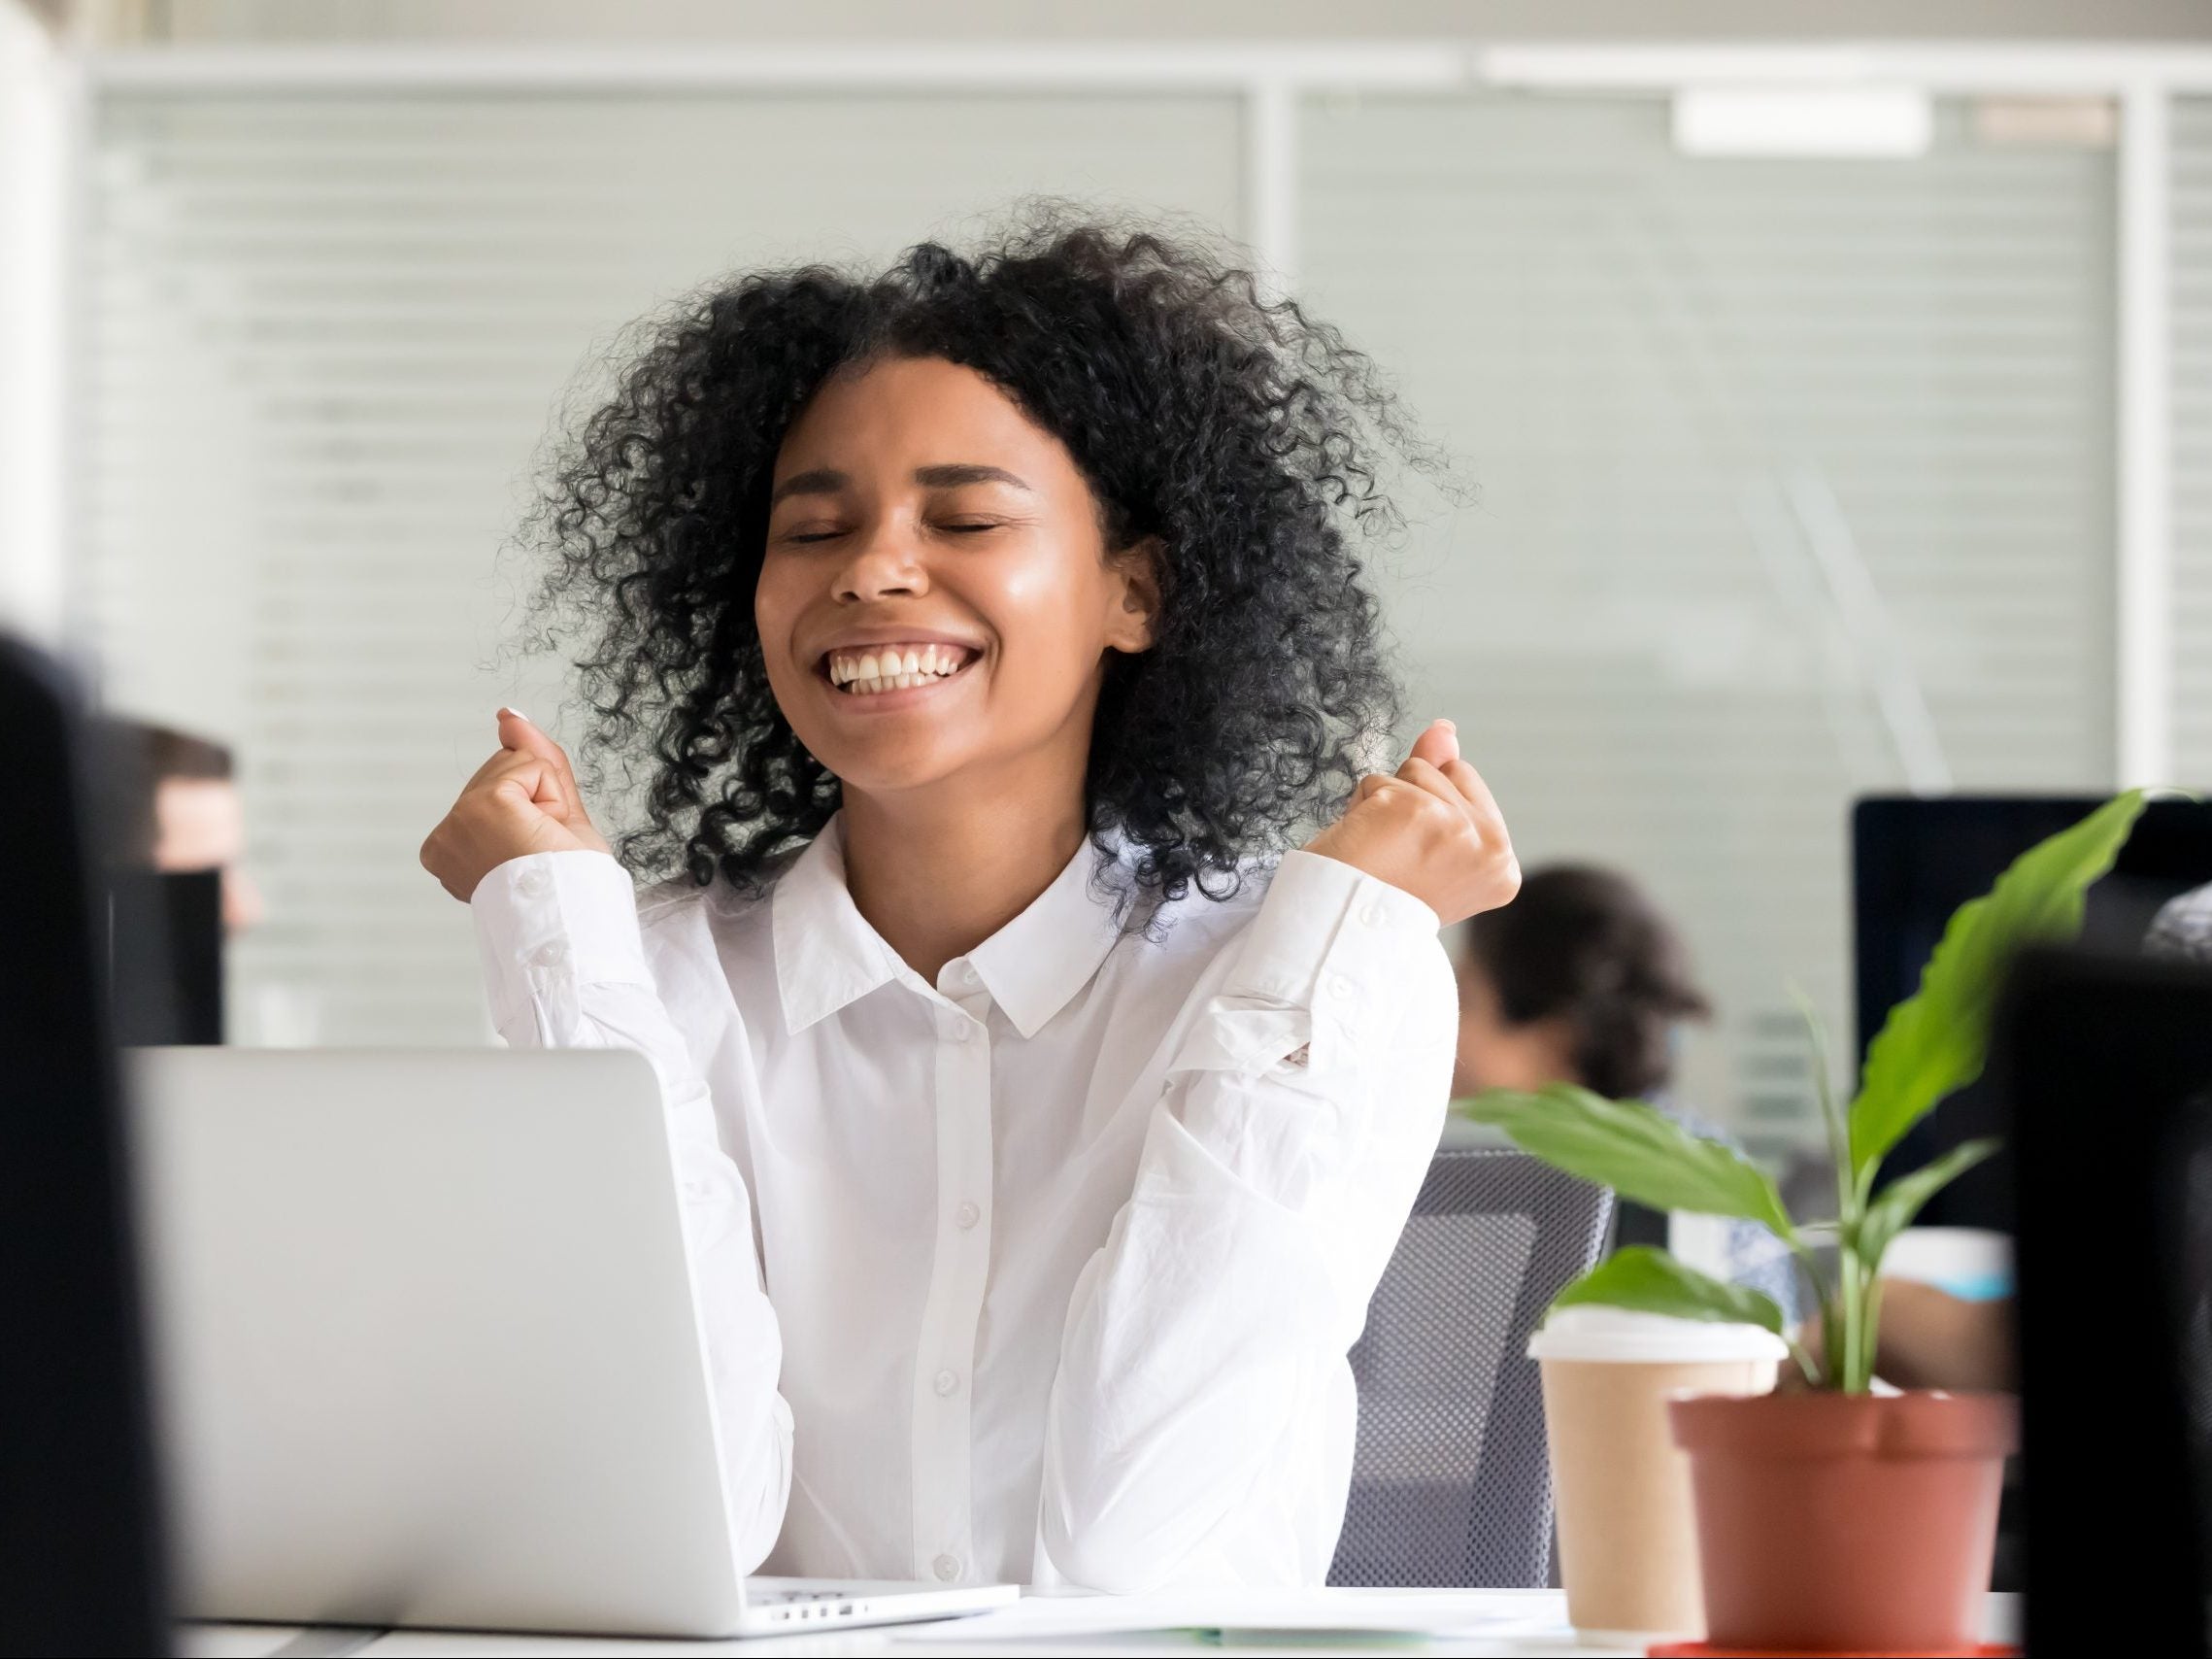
[184, 1588, 2023, 1657]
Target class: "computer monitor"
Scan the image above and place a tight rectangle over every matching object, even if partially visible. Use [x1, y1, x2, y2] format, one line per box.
[1852, 796, 2212, 1227]
[0, 637, 171, 1655]
[1999, 946, 2212, 1655]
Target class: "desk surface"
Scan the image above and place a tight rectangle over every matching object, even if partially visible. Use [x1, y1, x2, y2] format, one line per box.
[184, 1588, 2023, 1657]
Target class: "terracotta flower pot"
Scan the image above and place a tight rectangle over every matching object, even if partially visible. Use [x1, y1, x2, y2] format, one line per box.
[1667, 1390, 2016, 1654]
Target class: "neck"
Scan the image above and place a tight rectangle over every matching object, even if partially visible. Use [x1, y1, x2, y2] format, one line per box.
[841, 758, 1090, 986]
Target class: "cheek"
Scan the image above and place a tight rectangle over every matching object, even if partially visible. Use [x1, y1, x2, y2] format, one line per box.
[753, 559, 812, 689]
[983, 544, 1117, 683]
[753, 556, 799, 643]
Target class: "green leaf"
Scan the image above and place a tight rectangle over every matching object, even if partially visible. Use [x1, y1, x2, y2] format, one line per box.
[1857, 1137, 2001, 1274]
[1791, 986, 1856, 1230]
[1848, 791, 2150, 1175]
[1458, 1083, 1793, 1236]
[1553, 1246, 1788, 1336]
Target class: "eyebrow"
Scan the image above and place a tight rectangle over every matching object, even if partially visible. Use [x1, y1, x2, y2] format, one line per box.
[914, 463, 1032, 492]
[767, 462, 1033, 507]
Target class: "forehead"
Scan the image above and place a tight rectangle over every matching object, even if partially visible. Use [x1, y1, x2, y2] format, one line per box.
[772, 356, 1075, 483]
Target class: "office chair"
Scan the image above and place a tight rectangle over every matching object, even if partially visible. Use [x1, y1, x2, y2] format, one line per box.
[1328, 1149, 1613, 1589]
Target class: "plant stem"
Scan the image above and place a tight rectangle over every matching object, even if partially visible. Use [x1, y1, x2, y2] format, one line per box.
[1836, 1244, 1866, 1395]
[1789, 993, 1860, 1393]
[1858, 1274, 1887, 1394]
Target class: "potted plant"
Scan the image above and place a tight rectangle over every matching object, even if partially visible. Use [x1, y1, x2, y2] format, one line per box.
[1462, 790, 2149, 1653]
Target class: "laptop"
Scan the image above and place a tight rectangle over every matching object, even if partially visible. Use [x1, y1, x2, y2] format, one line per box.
[128, 1046, 1018, 1640]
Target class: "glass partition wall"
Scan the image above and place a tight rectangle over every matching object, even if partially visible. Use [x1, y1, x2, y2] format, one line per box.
[75, 61, 2196, 1162]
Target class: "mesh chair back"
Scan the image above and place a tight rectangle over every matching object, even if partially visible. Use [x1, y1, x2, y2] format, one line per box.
[1328, 1149, 1613, 1588]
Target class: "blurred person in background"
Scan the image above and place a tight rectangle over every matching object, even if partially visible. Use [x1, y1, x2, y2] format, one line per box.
[117, 722, 263, 934]
[1452, 863, 1799, 1319]
[93, 720, 258, 1045]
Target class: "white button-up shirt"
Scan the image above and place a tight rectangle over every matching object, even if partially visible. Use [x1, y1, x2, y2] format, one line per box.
[471, 818, 1455, 1593]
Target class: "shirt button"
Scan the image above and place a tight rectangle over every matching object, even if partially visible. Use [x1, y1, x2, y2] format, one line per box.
[516, 866, 552, 898]
[1358, 902, 1386, 928]
[1325, 972, 1354, 1000]
[932, 1554, 960, 1582]
[954, 1022, 975, 1044]
[528, 940, 568, 969]
[933, 1369, 959, 1397]
[955, 1201, 981, 1231]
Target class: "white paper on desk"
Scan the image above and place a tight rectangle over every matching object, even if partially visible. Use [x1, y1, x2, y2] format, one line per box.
[890, 1587, 1553, 1644]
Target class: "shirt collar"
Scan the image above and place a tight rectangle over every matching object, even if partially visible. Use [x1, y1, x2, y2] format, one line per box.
[965, 830, 1128, 1039]
[771, 818, 907, 1035]
[771, 814, 1129, 1038]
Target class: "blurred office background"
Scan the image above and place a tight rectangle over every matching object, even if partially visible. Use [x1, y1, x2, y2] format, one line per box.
[4, 0, 2208, 1163]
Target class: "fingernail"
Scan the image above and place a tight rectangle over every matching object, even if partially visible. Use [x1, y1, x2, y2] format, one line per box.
[1438, 718, 1458, 731]
[499, 706, 528, 723]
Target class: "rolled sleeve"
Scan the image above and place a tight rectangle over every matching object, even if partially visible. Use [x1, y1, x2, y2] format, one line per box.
[1167, 850, 1444, 1083]
[471, 851, 651, 1042]
[1164, 851, 1450, 1208]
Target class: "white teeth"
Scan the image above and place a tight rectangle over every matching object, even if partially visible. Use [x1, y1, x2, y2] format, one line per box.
[825, 644, 974, 694]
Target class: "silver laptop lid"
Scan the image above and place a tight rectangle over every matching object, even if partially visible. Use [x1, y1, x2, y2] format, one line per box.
[128, 1047, 748, 1638]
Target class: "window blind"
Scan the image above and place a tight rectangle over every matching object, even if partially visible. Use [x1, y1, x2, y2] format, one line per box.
[2176, 96, 2212, 791]
[82, 90, 1245, 1045]
[1298, 91, 2118, 1153]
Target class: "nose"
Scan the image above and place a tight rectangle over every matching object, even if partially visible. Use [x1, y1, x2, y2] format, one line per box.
[830, 516, 929, 604]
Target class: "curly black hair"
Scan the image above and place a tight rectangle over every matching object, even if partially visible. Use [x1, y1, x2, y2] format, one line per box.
[529, 208, 1430, 906]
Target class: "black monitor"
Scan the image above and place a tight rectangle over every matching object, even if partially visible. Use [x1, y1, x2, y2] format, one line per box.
[2000, 946, 2212, 1654]
[0, 637, 170, 1655]
[1853, 796, 2212, 1226]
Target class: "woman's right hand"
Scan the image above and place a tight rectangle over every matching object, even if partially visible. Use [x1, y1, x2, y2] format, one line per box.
[419, 708, 612, 901]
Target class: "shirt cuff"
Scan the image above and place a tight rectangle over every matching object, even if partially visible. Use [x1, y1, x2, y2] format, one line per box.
[471, 851, 652, 1037]
[1217, 849, 1440, 1075]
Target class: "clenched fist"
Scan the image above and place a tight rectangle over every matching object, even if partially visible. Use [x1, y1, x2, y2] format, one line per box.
[1302, 719, 1520, 926]
[419, 709, 612, 902]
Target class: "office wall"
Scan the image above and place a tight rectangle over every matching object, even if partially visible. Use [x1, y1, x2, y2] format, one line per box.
[0, 3, 67, 642]
[2176, 98, 2212, 789]
[126, 0, 2212, 45]
[1298, 91, 2116, 1147]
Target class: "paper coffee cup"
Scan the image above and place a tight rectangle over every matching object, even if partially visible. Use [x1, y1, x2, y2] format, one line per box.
[1529, 1307, 1786, 1645]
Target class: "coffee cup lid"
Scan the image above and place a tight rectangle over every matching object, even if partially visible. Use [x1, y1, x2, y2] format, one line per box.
[1526, 1304, 1790, 1364]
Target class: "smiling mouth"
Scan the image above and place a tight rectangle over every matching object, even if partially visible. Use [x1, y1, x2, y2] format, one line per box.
[821, 641, 980, 696]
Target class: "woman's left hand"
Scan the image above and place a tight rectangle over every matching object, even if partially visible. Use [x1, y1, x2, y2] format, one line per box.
[1301, 719, 1520, 926]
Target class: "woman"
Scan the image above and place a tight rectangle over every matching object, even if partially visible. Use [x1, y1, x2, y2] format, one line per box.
[419, 220, 1519, 1593]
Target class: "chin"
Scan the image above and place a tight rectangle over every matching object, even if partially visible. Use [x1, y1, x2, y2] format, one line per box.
[806, 736, 972, 799]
